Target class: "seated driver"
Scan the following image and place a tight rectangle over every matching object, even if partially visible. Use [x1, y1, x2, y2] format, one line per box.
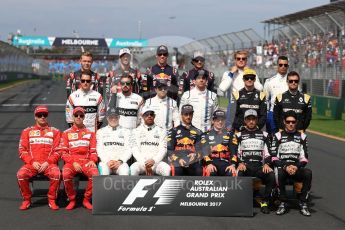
[130, 106, 170, 176]
[97, 107, 132, 175]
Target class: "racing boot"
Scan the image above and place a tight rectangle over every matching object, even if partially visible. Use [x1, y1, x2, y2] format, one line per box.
[82, 198, 93, 210]
[260, 201, 270, 214]
[299, 202, 311, 216]
[48, 199, 59, 210]
[19, 199, 31, 210]
[276, 202, 288, 215]
[65, 199, 76, 210]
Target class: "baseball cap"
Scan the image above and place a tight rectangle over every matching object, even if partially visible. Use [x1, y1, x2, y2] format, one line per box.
[73, 107, 85, 115]
[156, 45, 168, 55]
[181, 104, 194, 114]
[212, 110, 226, 120]
[154, 79, 169, 88]
[119, 48, 131, 57]
[106, 107, 120, 117]
[244, 109, 257, 118]
[243, 68, 256, 76]
[192, 51, 205, 62]
[194, 70, 207, 79]
[141, 106, 155, 115]
[34, 105, 48, 115]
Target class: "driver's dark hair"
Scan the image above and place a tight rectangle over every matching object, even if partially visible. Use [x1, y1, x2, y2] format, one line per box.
[287, 71, 300, 81]
[283, 110, 297, 121]
[120, 74, 133, 83]
[278, 56, 288, 62]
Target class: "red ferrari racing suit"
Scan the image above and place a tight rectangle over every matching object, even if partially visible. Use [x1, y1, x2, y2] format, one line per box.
[60, 125, 99, 201]
[17, 125, 61, 200]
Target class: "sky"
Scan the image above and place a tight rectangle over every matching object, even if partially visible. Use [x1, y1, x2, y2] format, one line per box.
[0, 0, 329, 46]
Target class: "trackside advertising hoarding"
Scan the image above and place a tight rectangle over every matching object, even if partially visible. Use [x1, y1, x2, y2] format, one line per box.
[107, 38, 148, 48]
[12, 36, 148, 48]
[12, 36, 53, 46]
[93, 176, 253, 216]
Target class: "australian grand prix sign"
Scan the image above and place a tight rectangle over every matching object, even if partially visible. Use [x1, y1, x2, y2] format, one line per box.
[93, 176, 253, 216]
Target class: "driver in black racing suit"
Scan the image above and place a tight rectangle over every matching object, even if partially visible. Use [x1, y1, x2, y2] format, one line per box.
[271, 111, 312, 216]
[232, 109, 275, 214]
[66, 51, 102, 98]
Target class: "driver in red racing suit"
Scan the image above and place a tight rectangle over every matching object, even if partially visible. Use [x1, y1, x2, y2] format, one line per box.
[17, 106, 61, 210]
[60, 107, 99, 210]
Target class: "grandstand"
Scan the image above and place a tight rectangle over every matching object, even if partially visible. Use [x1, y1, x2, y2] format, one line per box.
[261, 0, 345, 98]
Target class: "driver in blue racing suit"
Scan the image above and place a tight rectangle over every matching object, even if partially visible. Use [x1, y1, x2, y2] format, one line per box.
[201, 110, 237, 176]
[167, 104, 203, 176]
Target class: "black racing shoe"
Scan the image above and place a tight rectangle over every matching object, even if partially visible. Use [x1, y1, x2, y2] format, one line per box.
[260, 202, 270, 214]
[299, 202, 311, 216]
[276, 202, 288, 215]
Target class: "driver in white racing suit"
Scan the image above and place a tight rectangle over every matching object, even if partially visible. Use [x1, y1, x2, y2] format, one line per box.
[108, 74, 144, 129]
[143, 79, 179, 130]
[130, 106, 171, 176]
[66, 72, 105, 132]
[97, 108, 131, 175]
[218, 50, 263, 127]
[180, 70, 218, 132]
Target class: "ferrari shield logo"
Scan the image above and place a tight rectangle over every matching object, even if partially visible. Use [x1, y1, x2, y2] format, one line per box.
[29, 130, 40, 137]
[68, 133, 78, 140]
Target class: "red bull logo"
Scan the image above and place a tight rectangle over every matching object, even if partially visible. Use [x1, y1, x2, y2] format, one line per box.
[175, 137, 195, 151]
[176, 137, 194, 145]
[211, 144, 229, 152]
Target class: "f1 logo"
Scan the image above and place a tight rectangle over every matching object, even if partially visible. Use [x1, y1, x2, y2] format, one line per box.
[123, 179, 157, 205]
[122, 179, 185, 205]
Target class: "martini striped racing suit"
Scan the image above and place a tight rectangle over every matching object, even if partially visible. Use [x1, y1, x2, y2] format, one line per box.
[143, 95, 179, 130]
[179, 87, 218, 132]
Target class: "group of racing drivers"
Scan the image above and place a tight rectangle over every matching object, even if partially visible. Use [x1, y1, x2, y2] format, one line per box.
[16, 47, 312, 217]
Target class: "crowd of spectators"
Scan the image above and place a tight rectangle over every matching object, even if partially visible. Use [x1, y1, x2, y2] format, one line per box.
[48, 60, 116, 74]
[254, 29, 345, 69]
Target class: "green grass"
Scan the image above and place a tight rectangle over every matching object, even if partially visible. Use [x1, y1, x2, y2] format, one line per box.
[219, 96, 229, 108]
[309, 114, 345, 138]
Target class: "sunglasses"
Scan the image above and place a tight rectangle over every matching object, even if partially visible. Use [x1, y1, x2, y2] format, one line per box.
[285, 120, 296, 124]
[158, 53, 168, 57]
[182, 112, 193, 117]
[144, 112, 155, 117]
[81, 79, 91, 83]
[120, 81, 131, 86]
[288, 80, 299, 84]
[244, 76, 256, 81]
[236, 57, 247, 61]
[157, 86, 168, 91]
[74, 114, 85, 118]
[36, 113, 48, 118]
[278, 63, 289, 67]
